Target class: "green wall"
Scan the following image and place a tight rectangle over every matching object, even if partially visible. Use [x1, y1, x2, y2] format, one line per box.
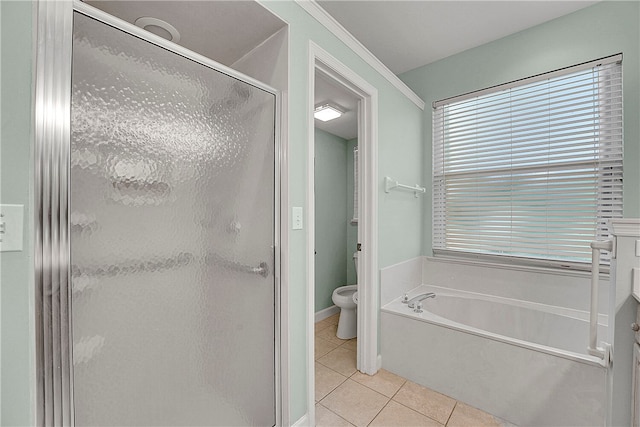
[313, 130, 359, 313]
[0, 0, 425, 424]
[260, 2, 424, 421]
[399, 1, 640, 256]
[314, 128, 348, 312]
[1, 1, 35, 426]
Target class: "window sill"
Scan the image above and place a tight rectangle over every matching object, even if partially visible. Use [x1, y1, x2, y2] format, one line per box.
[428, 252, 609, 279]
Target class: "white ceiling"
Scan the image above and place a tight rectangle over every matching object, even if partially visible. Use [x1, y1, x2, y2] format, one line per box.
[317, 0, 599, 74]
[315, 0, 599, 138]
[84, 1, 286, 67]
[314, 73, 359, 140]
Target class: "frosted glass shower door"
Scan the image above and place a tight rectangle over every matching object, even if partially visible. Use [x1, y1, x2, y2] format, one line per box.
[70, 12, 276, 426]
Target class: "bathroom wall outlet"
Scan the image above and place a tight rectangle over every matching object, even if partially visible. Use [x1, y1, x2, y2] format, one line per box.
[292, 207, 303, 230]
[0, 204, 25, 252]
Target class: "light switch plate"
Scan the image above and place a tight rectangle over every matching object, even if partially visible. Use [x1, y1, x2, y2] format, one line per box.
[292, 207, 303, 230]
[0, 204, 24, 252]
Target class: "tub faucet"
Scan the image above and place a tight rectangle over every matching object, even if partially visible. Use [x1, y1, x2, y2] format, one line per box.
[407, 293, 435, 308]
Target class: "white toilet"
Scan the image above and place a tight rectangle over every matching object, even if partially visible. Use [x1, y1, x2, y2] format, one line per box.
[331, 252, 359, 339]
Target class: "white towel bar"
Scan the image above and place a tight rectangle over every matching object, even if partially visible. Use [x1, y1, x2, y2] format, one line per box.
[384, 176, 426, 198]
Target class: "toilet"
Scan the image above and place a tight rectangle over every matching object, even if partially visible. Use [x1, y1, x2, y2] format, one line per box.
[331, 252, 359, 339]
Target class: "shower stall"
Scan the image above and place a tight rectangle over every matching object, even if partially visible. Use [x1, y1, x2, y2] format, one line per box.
[35, 2, 281, 425]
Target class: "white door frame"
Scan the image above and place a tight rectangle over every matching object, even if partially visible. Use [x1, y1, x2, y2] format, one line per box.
[306, 41, 379, 423]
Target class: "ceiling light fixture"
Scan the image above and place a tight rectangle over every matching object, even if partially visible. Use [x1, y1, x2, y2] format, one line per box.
[134, 17, 181, 43]
[314, 104, 343, 122]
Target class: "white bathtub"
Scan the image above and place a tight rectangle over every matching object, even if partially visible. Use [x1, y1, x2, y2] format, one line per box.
[381, 284, 609, 426]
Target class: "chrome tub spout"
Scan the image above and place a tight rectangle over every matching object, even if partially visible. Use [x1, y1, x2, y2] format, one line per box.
[407, 292, 435, 308]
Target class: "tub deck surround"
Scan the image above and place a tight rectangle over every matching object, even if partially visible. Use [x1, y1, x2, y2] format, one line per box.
[421, 257, 610, 314]
[381, 286, 607, 426]
[380, 256, 423, 306]
[387, 285, 608, 363]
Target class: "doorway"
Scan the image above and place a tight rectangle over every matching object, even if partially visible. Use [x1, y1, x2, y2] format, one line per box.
[308, 42, 379, 422]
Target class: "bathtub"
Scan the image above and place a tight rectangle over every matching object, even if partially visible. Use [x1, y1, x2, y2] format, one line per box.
[381, 284, 609, 426]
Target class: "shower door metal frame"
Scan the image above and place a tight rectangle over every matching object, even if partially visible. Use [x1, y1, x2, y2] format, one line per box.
[33, 1, 284, 425]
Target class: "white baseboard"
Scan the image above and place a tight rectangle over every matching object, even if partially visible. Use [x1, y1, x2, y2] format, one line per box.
[292, 413, 309, 427]
[315, 305, 339, 323]
[377, 354, 383, 371]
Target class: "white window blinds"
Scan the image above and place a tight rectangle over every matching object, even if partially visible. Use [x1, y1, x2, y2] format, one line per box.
[432, 55, 623, 266]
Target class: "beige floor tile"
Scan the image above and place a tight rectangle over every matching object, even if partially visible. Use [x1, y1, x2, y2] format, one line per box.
[315, 362, 348, 401]
[316, 337, 340, 360]
[315, 317, 337, 332]
[316, 323, 349, 345]
[369, 400, 443, 427]
[447, 402, 501, 427]
[315, 403, 354, 427]
[315, 315, 338, 333]
[351, 369, 406, 398]
[340, 338, 357, 352]
[326, 313, 340, 325]
[317, 346, 357, 377]
[315, 322, 332, 334]
[392, 381, 456, 425]
[321, 379, 389, 427]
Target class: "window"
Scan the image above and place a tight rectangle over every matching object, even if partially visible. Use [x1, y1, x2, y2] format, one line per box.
[432, 55, 622, 268]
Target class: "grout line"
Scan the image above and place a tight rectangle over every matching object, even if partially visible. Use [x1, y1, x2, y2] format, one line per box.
[388, 378, 408, 401]
[317, 336, 350, 348]
[314, 341, 341, 360]
[316, 373, 349, 404]
[337, 338, 356, 350]
[317, 344, 351, 362]
[387, 399, 445, 426]
[316, 402, 353, 427]
[444, 401, 458, 426]
[345, 375, 387, 399]
[348, 377, 390, 400]
[350, 373, 404, 400]
[314, 355, 355, 380]
[366, 397, 392, 427]
[336, 340, 355, 349]
[315, 358, 338, 371]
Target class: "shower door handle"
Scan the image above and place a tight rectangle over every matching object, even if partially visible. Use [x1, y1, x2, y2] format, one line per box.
[250, 261, 269, 278]
[222, 259, 269, 278]
[205, 253, 270, 278]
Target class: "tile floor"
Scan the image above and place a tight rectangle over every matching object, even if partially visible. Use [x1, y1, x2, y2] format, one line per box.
[315, 314, 509, 427]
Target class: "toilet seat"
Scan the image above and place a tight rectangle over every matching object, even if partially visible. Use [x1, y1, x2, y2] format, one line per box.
[332, 285, 357, 309]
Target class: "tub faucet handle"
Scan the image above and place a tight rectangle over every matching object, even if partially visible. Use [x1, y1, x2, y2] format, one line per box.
[407, 292, 436, 308]
[414, 301, 423, 313]
[401, 293, 409, 304]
